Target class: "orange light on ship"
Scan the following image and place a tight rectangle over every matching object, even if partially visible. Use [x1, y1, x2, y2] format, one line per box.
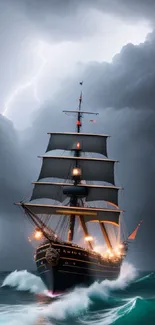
[76, 142, 80, 149]
[34, 230, 43, 240]
[114, 248, 121, 256]
[76, 120, 81, 126]
[72, 167, 81, 177]
[85, 236, 93, 242]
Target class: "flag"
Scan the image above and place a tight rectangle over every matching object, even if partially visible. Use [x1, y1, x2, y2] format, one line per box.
[89, 119, 96, 123]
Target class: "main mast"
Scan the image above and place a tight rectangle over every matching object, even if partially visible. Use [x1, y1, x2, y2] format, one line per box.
[66, 86, 93, 250]
[67, 89, 82, 242]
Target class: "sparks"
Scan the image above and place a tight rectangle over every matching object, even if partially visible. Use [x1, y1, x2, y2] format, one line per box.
[2, 41, 47, 116]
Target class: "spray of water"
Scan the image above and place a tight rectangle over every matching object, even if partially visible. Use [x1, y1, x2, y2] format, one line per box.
[88, 262, 137, 300]
[1, 262, 137, 324]
[42, 262, 137, 320]
[1, 270, 46, 294]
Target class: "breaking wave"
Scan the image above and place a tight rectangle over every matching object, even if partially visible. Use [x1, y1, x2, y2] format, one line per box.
[1, 264, 155, 325]
[0, 262, 143, 325]
[1, 270, 46, 294]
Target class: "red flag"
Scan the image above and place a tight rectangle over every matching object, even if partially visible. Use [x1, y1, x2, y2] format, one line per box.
[89, 119, 96, 123]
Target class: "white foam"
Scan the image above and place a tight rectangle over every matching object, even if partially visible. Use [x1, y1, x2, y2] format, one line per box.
[0, 262, 137, 324]
[88, 262, 137, 299]
[1, 270, 46, 294]
[0, 304, 41, 325]
[42, 262, 137, 320]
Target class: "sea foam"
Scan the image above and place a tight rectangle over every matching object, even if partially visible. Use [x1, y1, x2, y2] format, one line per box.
[1, 262, 137, 324]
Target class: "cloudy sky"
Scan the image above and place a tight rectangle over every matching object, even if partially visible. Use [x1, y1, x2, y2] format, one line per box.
[1, 0, 155, 270]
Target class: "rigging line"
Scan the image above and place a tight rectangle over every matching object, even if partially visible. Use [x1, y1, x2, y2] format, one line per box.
[63, 218, 70, 240]
[60, 216, 68, 239]
[17, 205, 34, 227]
[60, 219, 67, 239]
[55, 215, 64, 233]
[58, 216, 66, 234]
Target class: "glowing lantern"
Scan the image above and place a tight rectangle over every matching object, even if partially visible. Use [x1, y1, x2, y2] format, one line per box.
[72, 167, 81, 177]
[85, 236, 93, 242]
[76, 142, 80, 149]
[34, 230, 43, 240]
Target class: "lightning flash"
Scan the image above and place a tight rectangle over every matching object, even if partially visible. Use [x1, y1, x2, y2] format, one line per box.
[3, 41, 47, 116]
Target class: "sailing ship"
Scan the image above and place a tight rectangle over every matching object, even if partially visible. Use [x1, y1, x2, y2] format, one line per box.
[16, 84, 141, 293]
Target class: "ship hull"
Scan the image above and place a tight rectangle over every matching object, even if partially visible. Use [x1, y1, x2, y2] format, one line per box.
[35, 240, 122, 293]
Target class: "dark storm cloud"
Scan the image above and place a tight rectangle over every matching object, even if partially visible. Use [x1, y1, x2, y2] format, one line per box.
[12, 0, 101, 42]
[92, 0, 155, 23]
[0, 116, 34, 213]
[0, 0, 38, 111]
[62, 31, 155, 112]
[12, 0, 155, 43]
[0, 115, 36, 269]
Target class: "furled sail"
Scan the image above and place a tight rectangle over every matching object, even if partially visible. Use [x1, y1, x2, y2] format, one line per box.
[38, 156, 117, 185]
[17, 202, 121, 226]
[30, 182, 120, 206]
[46, 132, 108, 156]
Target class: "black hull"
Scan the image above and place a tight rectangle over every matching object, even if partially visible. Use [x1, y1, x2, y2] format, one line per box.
[35, 240, 123, 293]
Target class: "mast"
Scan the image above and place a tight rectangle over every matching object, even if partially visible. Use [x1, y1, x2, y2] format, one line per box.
[67, 85, 93, 249]
[99, 223, 112, 250]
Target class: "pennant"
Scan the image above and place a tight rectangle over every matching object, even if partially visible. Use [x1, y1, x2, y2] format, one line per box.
[89, 119, 96, 123]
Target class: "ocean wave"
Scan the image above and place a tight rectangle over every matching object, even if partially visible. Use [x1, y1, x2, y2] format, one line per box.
[1, 270, 46, 294]
[1, 295, 155, 325]
[135, 272, 154, 283]
[87, 262, 137, 301]
[81, 296, 142, 325]
[0, 262, 139, 325]
[0, 304, 41, 325]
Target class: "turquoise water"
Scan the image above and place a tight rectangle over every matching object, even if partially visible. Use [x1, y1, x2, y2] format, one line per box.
[0, 263, 154, 325]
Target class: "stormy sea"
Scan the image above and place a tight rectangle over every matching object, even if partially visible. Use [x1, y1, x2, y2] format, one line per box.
[0, 263, 154, 325]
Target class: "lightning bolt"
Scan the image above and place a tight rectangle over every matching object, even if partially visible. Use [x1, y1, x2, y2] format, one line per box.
[2, 41, 47, 116]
